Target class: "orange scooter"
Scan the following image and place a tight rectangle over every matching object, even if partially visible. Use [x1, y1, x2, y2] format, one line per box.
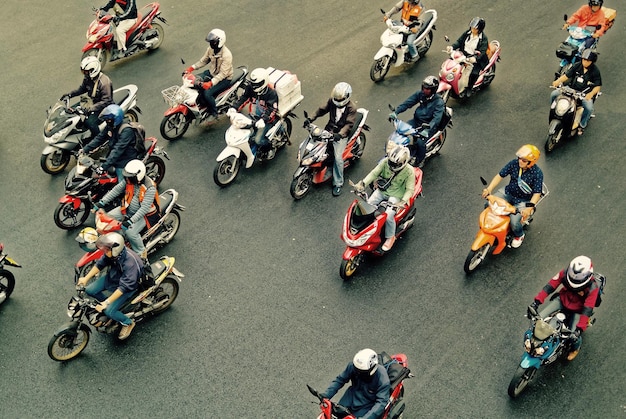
[463, 180, 548, 274]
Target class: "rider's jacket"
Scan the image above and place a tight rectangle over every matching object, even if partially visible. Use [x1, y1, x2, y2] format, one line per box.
[192, 46, 234, 85]
[101, 0, 138, 20]
[385, 1, 423, 26]
[234, 85, 279, 124]
[311, 99, 357, 139]
[67, 74, 114, 116]
[94, 246, 143, 294]
[564, 61, 602, 93]
[566, 4, 607, 37]
[395, 91, 444, 138]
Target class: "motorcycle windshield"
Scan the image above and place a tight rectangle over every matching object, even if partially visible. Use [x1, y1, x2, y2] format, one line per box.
[395, 119, 417, 136]
[533, 319, 556, 341]
[45, 106, 74, 136]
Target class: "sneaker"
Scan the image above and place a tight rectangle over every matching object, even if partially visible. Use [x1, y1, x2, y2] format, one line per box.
[382, 236, 396, 252]
[577, 127, 584, 136]
[118, 320, 136, 340]
[567, 348, 580, 361]
[332, 186, 342, 196]
[511, 234, 525, 248]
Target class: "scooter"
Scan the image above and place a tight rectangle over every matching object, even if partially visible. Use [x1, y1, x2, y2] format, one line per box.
[0, 243, 21, 306]
[41, 84, 141, 175]
[386, 104, 453, 166]
[437, 38, 501, 104]
[82, 3, 167, 68]
[545, 85, 601, 153]
[339, 171, 423, 280]
[74, 189, 184, 282]
[159, 66, 249, 140]
[47, 256, 184, 361]
[308, 352, 412, 419]
[53, 139, 168, 230]
[463, 178, 549, 274]
[370, 8, 438, 82]
[289, 109, 369, 200]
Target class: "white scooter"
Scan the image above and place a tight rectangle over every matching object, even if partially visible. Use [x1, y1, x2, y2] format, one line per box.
[41, 84, 141, 175]
[370, 8, 438, 82]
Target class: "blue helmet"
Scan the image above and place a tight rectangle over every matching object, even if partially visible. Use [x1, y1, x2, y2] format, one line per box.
[98, 104, 124, 127]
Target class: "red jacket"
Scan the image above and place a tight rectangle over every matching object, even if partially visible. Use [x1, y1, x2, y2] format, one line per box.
[566, 5, 607, 37]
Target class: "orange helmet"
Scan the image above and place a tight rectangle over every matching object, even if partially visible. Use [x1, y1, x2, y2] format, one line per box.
[516, 144, 540, 167]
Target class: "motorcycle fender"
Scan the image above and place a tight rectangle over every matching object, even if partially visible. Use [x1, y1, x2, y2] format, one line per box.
[42, 144, 75, 155]
[216, 146, 246, 165]
[519, 353, 541, 370]
[548, 120, 561, 135]
[53, 321, 89, 336]
[292, 166, 310, 179]
[164, 104, 189, 117]
[342, 247, 363, 261]
[470, 230, 496, 252]
[81, 43, 103, 53]
[59, 195, 84, 210]
[374, 46, 395, 61]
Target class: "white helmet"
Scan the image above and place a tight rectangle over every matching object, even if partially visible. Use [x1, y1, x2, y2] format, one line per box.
[122, 159, 146, 183]
[95, 232, 125, 257]
[565, 255, 593, 290]
[206, 28, 226, 51]
[249, 68, 269, 93]
[353, 348, 378, 377]
[331, 82, 352, 108]
[80, 56, 101, 79]
[388, 145, 410, 172]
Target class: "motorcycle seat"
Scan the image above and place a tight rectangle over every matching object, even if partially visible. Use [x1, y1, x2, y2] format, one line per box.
[344, 111, 364, 140]
[387, 363, 411, 391]
[416, 11, 434, 37]
[230, 67, 246, 85]
[113, 89, 130, 106]
[159, 191, 174, 211]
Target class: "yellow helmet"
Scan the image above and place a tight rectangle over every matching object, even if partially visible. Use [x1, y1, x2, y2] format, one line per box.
[516, 144, 540, 167]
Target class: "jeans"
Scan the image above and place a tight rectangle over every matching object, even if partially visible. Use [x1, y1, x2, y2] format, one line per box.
[539, 298, 582, 350]
[407, 119, 427, 163]
[332, 137, 348, 187]
[85, 113, 100, 138]
[407, 33, 418, 58]
[493, 189, 526, 237]
[367, 189, 400, 239]
[198, 73, 231, 115]
[107, 207, 147, 254]
[86, 274, 133, 326]
[550, 89, 594, 129]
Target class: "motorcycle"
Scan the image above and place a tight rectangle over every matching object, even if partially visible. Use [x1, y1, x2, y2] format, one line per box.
[507, 293, 603, 398]
[370, 8, 438, 82]
[339, 171, 423, 280]
[82, 3, 167, 68]
[437, 38, 501, 103]
[463, 178, 549, 274]
[159, 66, 249, 140]
[386, 104, 453, 166]
[289, 109, 369, 200]
[74, 189, 185, 282]
[0, 243, 21, 306]
[41, 84, 141, 175]
[53, 138, 168, 230]
[307, 352, 412, 419]
[47, 256, 184, 361]
[545, 85, 601, 153]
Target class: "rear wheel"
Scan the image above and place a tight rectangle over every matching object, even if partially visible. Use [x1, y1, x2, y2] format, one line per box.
[351, 133, 367, 161]
[147, 22, 165, 50]
[507, 366, 537, 398]
[47, 325, 91, 361]
[41, 150, 72, 175]
[274, 118, 293, 148]
[481, 64, 496, 88]
[417, 31, 434, 57]
[126, 109, 139, 122]
[340, 256, 360, 281]
[54, 200, 91, 230]
[82, 48, 108, 69]
[158, 210, 181, 244]
[160, 112, 189, 140]
[290, 172, 313, 200]
[144, 155, 166, 185]
[213, 156, 241, 187]
[463, 243, 490, 274]
[370, 56, 392, 82]
[0, 270, 16, 304]
[151, 277, 180, 314]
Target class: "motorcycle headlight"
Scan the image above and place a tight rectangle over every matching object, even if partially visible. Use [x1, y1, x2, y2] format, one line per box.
[67, 296, 82, 319]
[534, 346, 546, 356]
[555, 98, 571, 117]
[343, 225, 377, 247]
[301, 156, 316, 166]
[524, 339, 531, 352]
[446, 73, 455, 82]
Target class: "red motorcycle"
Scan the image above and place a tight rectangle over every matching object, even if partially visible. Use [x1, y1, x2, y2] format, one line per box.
[308, 352, 412, 419]
[82, 3, 167, 67]
[339, 169, 423, 280]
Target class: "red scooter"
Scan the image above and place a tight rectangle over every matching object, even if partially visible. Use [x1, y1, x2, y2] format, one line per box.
[339, 169, 423, 280]
[82, 3, 167, 67]
[308, 352, 412, 419]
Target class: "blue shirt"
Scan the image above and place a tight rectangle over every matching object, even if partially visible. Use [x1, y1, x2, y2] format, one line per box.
[499, 159, 544, 204]
[95, 247, 143, 294]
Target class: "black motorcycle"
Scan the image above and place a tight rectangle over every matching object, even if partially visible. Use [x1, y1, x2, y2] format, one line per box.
[0, 243, 21, 306]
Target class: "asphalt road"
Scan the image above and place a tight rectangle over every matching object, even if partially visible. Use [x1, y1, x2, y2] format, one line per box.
[0, 0, 624, 417]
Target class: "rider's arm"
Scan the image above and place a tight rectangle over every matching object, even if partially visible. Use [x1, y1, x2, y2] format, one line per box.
[82, 128, 109, 154]
[67, 78, 90, 98]
[534, 271, 562, 304]
[91, 75, 113, 114]
[362, 161, 386, 186]
[322, 363, 352, 399]
[396, 91, 419, 115]
[210, 47, 234, 85]
[102, 127, 135, 170]
[577, 285, 600, 331]
[384, 1, 403, 19]
[191, 47, 213, 71]
[311, 99, 331, 120]
[77, 265, 101, 287]
[428, 100, 445, 137]
[482, 174, 503, 198]
[401, 167, 415, 203]
[100, 178, 127, 206]
[361, 367, 391, 419]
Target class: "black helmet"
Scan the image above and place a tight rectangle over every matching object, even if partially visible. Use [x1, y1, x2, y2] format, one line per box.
[421, 75, 439, 96]
[581, 49, 598, 63]
[588, 0, 603, 7]
[469, 17, 486, 33]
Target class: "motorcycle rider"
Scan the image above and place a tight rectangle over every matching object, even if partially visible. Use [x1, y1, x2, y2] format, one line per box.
[229, 68, 279, 159]
[60, 56, 113, 139]
[481, 144, 543, 248]
[76, 232, 143, 340]
[551, 49, 602, 136]
[184, 29, 234, 121]
[383, 0, 425, 62]
[563, 0, 608, 48]
[321, 348, 390, 419]
[99, 0, 138, 60]
[81, 104, 141, 179]
[529, 256, 601, 361]
[390, 75, 444, 167]
[356, 145, 415, 251]
[308, 82, 357, 196]
[94, 160, 158, 260]
[447, 17, 489, 97]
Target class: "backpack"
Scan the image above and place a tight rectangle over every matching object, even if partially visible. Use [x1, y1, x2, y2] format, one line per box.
[593, 273, 606, 307]
[118, 121, 147, 156]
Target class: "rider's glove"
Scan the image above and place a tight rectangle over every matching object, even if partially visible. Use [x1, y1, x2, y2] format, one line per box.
[60, 94, 70, 102]
[122, 219, 132, 229]
[226, 108, 237, 118]
[255, 119, 265, 129]
[354, 181, 365, 192]
[183, 66, 194, 75]
[410, 26, 418, 33]
[531, 300, 540, 310]
[202, 81, 213, 90]
[573, 327, 582, 339]
[468, 56, 477, 64]
[303, 118, 312, 128]
[388, 111, 397, 121]
[94, 166, 105, 176]
[446, 46, 453, 54]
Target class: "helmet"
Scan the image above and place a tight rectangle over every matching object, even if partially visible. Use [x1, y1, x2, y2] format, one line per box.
[122, 159, 146, 183]
[515, 144, 540, 168]
[581, 49, 598, 63]
[469, 17, 486, 33]
[588, 0, 603, 7]
[76, 227, 99, 252]
[353, 348, 378, 377]
[249, 68, 269, 94]
[388, 145, 410, 172]
[331, 82, 352, 108]
[206, 28, 225, 51]
[422, 75, 439, 97]
[565, 256, 594, 290]
[95, 232, 125, 257]
[80, 56, 101, 79]
[98, 104, 124, 128]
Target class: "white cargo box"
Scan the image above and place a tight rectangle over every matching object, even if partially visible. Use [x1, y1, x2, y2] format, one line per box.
[266, 67, 304, 116]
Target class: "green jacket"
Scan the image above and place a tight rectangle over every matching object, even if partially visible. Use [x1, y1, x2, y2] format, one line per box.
[362, 160, 415, 202]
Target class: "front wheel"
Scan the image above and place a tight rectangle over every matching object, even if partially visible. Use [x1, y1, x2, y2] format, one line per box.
[290, 172, 313, 200]
[151, 277, 180, 315]
[144, 155, 166, 185]
[47, 324, 91, 361]
[41, 150, 72, 175]
[340, 256, 360, 281]
[544, 121, 563, 153]
[0, 270, 16, 304]
[147, 22, 165, 50]
[213, 156, 241, 187]
[370, 56, 392, 82]
[54, 200, 91, 230]
[82, 48, 108, 69]
[507, 366, 537, 398]
[463, 243, 490, 274]
[160, 112, 190, 141]
[351, 133, 367, 161]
